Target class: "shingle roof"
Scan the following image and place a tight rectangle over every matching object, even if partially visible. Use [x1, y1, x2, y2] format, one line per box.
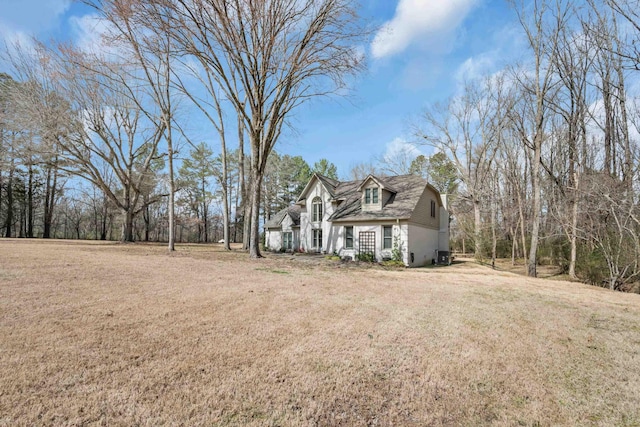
[264, 204, 301, 228]
[329, 174, 429, 222]
[356, 174, 398, 193]
[269, 174, 434, 227]
[295, 173, 340, 203]
[313, 174, 339, 199]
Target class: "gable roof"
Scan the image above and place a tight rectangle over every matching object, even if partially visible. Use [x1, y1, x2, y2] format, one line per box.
[328, 174, 440, 222]
[295, 173, 338, 203]
[356, 174, 398, 194]
[264, 204, 301, 229]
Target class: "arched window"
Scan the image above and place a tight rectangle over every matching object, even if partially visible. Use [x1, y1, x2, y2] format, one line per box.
[312, 197, 323, 222]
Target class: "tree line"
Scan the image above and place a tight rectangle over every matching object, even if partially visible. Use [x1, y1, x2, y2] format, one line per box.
[413, 0, 640, 291]
[0, 0, 365, 258]
[1, 0, 639, 291]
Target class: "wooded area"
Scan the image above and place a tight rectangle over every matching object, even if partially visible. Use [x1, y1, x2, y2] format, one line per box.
[1, 0, 639, 291]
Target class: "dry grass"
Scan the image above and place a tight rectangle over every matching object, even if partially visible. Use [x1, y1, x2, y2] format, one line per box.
[1, 239, 639, 426]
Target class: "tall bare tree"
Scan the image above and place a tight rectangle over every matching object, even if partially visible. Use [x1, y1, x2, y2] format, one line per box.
[82, 0, 180, 250]
[549, 8, 594, 278]
[46, 45, 166, 242]
[161, 0, 366, 258]
[418, 76, 511, 259]
[509, 0, 569, 277]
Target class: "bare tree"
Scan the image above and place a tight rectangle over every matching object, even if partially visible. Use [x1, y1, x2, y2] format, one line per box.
[51, 45, 166, 242]
[162, 0, 366, 258]
[349, 160, 382, 180]
[548, 8, 594, 278]
[509, 0, 569, 277]
[600, 0, 640, 69]
[82, 0, 181, 250]
[3, 45, 69, 239]
[581, 171, 640, 289]
[171, 59, 234, 250]
[417, 76, 511, 259]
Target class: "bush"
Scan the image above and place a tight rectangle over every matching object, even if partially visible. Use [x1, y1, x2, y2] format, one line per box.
[576, 247, 607, 286]
[382, 259, 405, 268]
[356, 252, 376, 263]
[538, 236, 569, 271]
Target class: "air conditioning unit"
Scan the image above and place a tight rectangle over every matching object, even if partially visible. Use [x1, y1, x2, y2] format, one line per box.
[437, 250, 450, 265]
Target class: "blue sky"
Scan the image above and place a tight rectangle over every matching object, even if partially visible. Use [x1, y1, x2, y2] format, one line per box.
[0, 0, 522, 180]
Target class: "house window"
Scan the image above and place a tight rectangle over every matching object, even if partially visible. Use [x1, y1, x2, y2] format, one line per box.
[283, 232, 292, 251]
[365, 187, 378, 204]
[345, 226, 354, 249]
[383, 225, 392, 249]
[313, 229, 323, 250]
[430, 200, 436, 218]
[312, 197, 323, 222]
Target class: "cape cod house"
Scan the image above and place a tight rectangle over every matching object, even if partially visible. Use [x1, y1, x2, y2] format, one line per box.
[264, 173, 450, 267]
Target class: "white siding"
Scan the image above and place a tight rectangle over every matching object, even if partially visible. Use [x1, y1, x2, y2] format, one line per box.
[265, 228, 282, 251]
[330, 221, 409, 264]
[299, 179, 335, 253]
[281, 215, 294, 232]
[407, 224, 440, 267]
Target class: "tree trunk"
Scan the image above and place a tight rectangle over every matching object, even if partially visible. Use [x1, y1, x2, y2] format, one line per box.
[4, 160, 13, 238]
[27, 163, 34, 238]
[473, 198, 482, 259]
[221, 146, 231, 251]
[528, 137, 542, 278]
[167, 125, 176, 251]
[122, 206, 135, 242]
[202, 176, 208, 243]
[248, 167, 263, 259]
[100, 194, 108, 240]
[568, 173, 579, 279]
[243, 196, 252, 251]
[43, 162, 58, 239]
[491, 194, 497, 270]
[238, 112, 250, 250]
[144, 202, 150, 242]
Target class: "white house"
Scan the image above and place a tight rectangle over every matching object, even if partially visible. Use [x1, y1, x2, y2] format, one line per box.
[264, 173, 450, 267]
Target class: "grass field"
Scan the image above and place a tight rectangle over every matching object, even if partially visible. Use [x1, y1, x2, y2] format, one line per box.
[1, 239, 639, 426]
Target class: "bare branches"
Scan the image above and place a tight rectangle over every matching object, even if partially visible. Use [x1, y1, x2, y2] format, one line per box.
[155, 0, 366, 257]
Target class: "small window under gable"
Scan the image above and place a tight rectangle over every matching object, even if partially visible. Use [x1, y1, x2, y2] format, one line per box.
[358, 175, 396, 212]
[364, 187, 379, 205]
[312, 197, 323, 222]
[430, 200, 436, 218]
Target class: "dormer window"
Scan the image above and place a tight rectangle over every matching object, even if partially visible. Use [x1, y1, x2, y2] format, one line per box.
[312, 197, 323, 222]
[365, 187, 378, 204]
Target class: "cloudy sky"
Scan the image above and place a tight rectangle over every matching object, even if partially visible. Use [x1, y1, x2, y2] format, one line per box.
[0, 0, 522, 178]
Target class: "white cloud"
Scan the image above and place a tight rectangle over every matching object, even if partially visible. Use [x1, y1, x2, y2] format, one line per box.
[0, 0, 70, 68]
[0, 0, 71, 34]
[453, 23, 525, 90]
[371, 0, 479, 59]
[383, 137, 422, 162]
[379, 138, 427, 175]
[69, 14, 116, 55]
[455, 53, 497, 84]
